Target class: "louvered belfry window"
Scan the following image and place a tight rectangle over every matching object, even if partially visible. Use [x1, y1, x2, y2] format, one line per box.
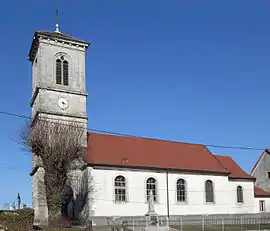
[56, 59, 62, 84]
[56, 56, 69, 86]
[63, 60, 69, 86]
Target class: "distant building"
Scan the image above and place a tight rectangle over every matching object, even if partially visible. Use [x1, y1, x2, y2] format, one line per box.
[28, 18, 270, 225]
[251, 149, 270, 192]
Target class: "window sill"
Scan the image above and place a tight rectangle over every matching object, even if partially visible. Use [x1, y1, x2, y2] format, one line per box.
[236, 202, 244, 205]
[145, 201, 159, 204]
[114, 201, 128, 204]
[205, 202, 215, 205]
[176, 202, 188, 205]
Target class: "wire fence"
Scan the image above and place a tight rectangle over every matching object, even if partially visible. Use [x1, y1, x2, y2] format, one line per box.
[91, 213, 270, 231]
[2, 213, 270, 231]
[168, 214, 270, 231]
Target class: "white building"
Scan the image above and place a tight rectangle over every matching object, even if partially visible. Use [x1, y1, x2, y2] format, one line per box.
[83, 132, 270, 217]
[28, 21, 270, 225]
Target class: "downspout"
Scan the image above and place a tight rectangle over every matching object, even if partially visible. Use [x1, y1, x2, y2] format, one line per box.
[166, 171, 170, 224]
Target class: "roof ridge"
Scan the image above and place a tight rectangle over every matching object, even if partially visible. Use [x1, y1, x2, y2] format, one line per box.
[86, 132, 233, 174]
[214, 154, 255, 180]
[34, 31, 90, 45]
[37, 30, 76, 39]
[214, 154, 232, 158]
[88, 131, 209, 148]
[211, 154, 231, 173]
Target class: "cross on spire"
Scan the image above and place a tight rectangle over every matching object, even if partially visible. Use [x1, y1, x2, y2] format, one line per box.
[55, 9, 60, 33]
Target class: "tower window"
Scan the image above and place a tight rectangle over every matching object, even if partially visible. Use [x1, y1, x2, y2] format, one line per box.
[63, 60, 69, 86]
[56, 59, 62, 84]
[56, 58, 69, 86]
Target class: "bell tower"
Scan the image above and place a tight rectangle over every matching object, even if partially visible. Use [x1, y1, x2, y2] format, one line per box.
[28, 17, 90, 225]
[28, 20, 90, 146]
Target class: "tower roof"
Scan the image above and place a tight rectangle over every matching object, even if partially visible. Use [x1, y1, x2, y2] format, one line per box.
[28, 30, 90, 62]
[35, 31, 90, 44]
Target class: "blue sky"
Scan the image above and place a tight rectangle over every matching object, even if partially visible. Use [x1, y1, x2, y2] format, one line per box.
[1, 0, 270, 207]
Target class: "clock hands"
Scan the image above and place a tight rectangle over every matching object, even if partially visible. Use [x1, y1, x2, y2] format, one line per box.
[58, 98, 68, 110]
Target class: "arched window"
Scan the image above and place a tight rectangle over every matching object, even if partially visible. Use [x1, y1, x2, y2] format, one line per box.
[114, 176, 126, 202]
[56, 56, 69, 86]
[205, 180, 214, 202]
[146, 177, 157, 202]
[63, 60, 69, 86]
[56, 59, 62, 84]
[237, 186, 243, 203]
[176, 179, 186, 202]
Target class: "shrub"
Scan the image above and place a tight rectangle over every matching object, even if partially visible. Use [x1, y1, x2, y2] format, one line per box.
[0, 208, 34, 231]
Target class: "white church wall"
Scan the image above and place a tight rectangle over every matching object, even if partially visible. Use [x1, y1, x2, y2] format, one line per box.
[169, 173, 229, 215]
[91, 167, 165, 217]
[88, 167, 256, 217]
[254, 197, 270, 213]
[227, 181, 255, 214]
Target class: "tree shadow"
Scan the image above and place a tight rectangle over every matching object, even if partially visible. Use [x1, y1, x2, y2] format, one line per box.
[61, 168, 94, 227]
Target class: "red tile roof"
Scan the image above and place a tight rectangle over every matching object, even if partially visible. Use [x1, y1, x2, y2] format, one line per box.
[84, 133, 257, 181]
[84, 132, 270, 197]
[214, 155, 255, 180]
[84, 132, 229, 174]
[254, 186, 270, 198]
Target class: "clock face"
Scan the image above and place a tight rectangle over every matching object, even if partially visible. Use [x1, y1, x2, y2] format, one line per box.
[58, 97, 69, 110]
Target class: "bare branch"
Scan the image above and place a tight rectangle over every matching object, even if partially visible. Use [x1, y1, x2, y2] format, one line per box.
[20, 118, 87, 217]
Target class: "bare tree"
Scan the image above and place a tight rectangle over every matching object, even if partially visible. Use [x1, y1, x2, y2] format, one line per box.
[2, 202, 14, 210]
[20, 118, 88, 218]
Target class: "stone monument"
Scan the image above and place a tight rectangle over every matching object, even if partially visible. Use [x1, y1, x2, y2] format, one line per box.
[144, 190, 169, 231]
[145, 190, 159, 226]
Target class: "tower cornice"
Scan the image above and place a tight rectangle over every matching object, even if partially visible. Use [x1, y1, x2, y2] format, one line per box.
[30, 86, 88, 107]
[31, 110, 88, 130]
[28, 31, 90, 62]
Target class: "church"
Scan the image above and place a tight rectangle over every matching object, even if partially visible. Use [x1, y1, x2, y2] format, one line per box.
[28, 22, 270, 225]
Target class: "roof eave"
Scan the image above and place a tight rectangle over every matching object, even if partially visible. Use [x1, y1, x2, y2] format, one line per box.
[28, 32, 39, 62]
[27, 31, 91, 62]
[255, 195, 270, 198]
[36, 31, 90, 47]
[86, 162, 230, 176]
[229, 176, 256, 182]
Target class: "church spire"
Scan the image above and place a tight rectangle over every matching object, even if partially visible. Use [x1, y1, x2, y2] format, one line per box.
[55, 9, 60, 33]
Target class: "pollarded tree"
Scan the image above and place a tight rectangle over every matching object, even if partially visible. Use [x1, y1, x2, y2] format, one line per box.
[20, 118, 91, 220]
